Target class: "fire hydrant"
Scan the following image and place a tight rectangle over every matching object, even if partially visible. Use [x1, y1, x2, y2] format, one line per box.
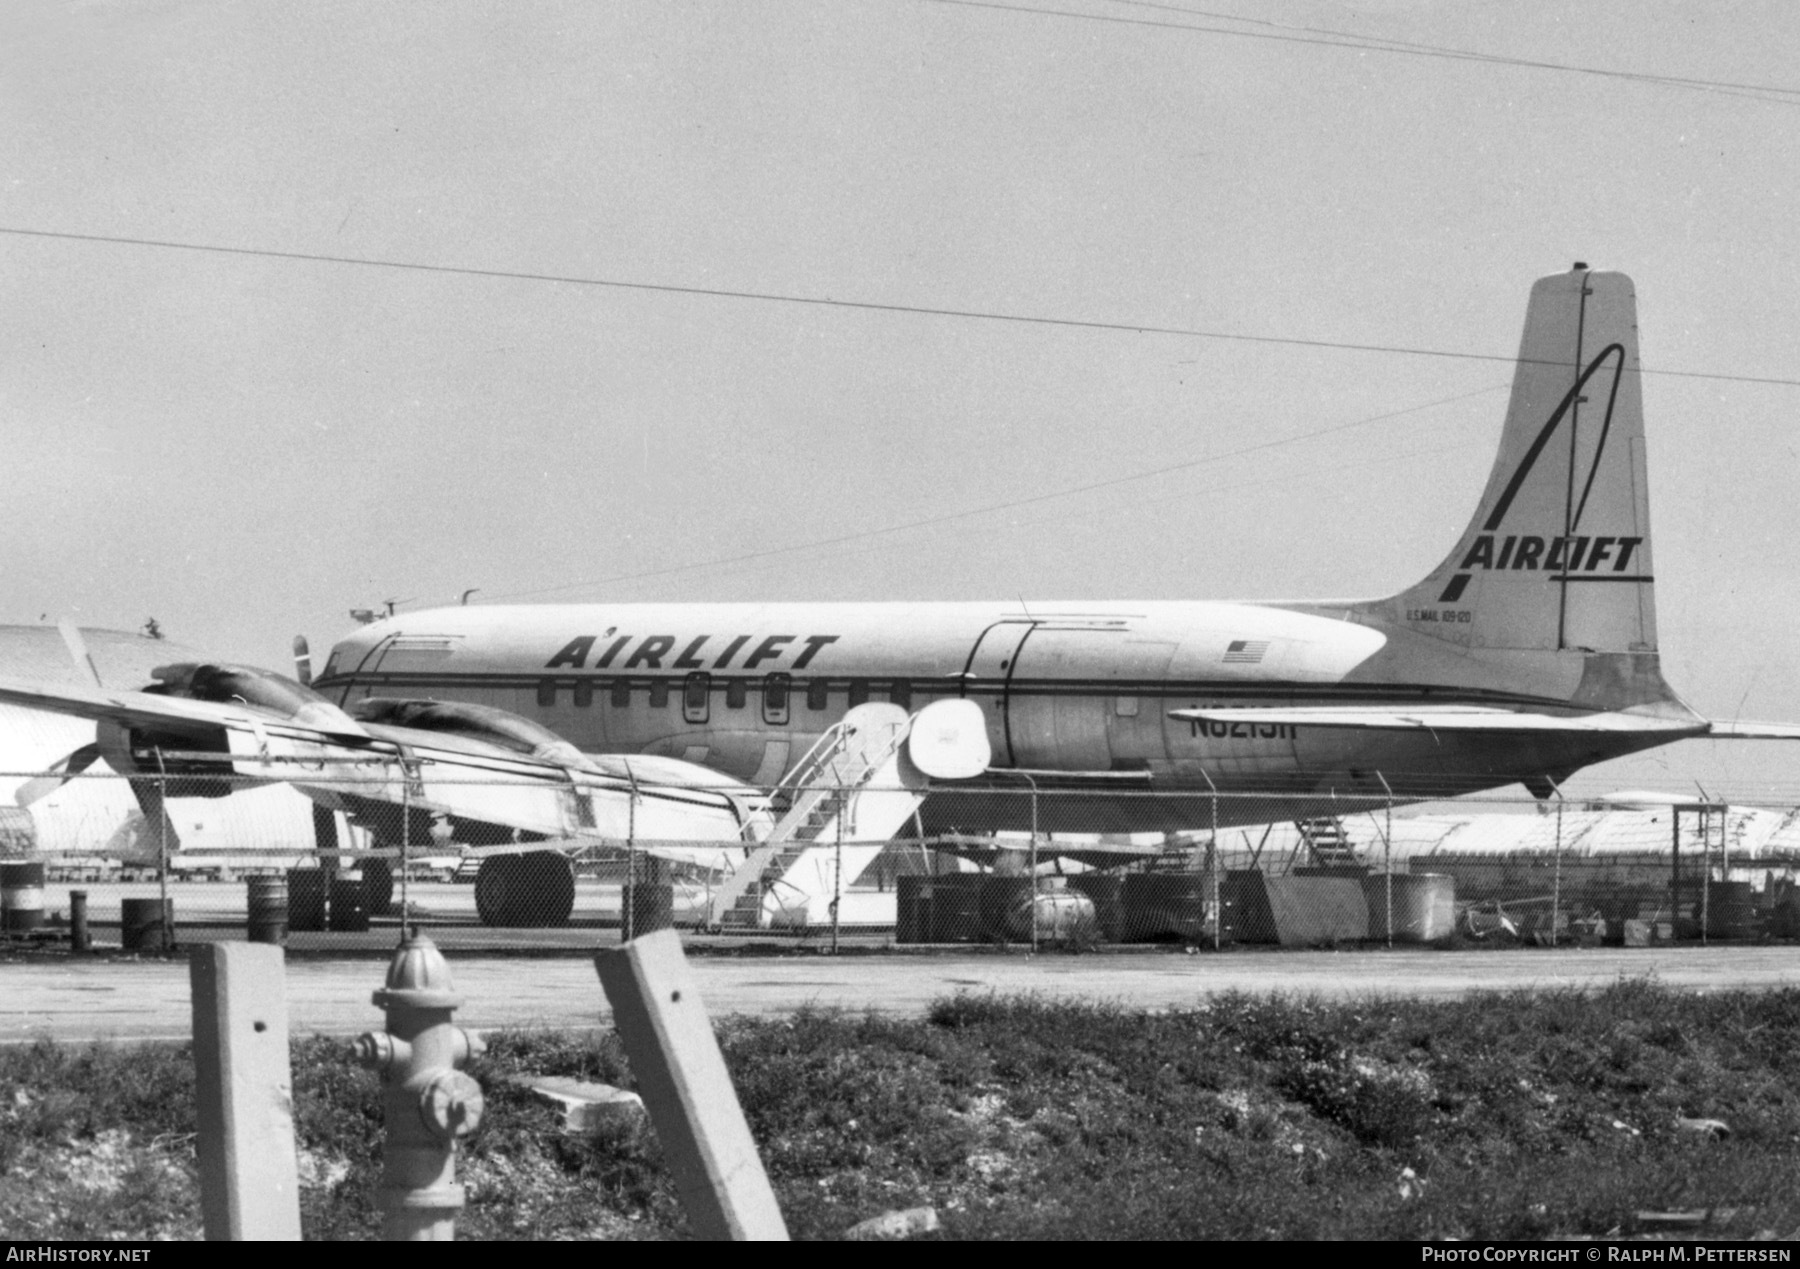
[351, 933, 485, 1240]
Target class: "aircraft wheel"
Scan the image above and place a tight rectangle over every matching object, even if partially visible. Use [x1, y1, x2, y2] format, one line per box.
[362, 858, 394, 916]
[475, 852, 574, 928]
[524, 851, 576, 927]
[475, 856, 526, 926]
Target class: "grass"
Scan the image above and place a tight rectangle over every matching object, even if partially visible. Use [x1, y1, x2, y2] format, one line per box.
[5, 980, 1800, 1239]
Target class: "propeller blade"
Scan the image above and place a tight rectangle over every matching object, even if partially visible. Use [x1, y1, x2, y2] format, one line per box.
[57, 619, 103, 689]
[293, 635, 313, 686]
[15, 743, 102, 808]
[128, 778, 181, 857]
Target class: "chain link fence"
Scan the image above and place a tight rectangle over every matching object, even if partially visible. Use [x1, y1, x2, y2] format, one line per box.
[3, 769, 1799, 953]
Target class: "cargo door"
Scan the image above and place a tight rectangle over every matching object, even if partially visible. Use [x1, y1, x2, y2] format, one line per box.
[960, 620, 1037, 767]
[1004, 627, 1129, 771]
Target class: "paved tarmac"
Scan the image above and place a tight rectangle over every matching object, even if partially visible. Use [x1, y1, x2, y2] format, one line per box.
[6, 943, 1800, 1044]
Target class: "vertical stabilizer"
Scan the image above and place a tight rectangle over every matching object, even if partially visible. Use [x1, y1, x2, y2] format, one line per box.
[1369, 266, 1655, 655]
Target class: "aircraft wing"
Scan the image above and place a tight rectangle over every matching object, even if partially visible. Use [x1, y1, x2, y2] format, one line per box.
[1, 671, 752, 848]
[1169, 705, 1709, 735]
[0, 673, 343, 741]
[1704, 720, 1800, 740]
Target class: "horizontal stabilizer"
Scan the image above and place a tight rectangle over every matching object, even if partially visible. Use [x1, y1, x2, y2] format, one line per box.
[1169, 705, 1707, 735]
[1704, 720, 1800, 740]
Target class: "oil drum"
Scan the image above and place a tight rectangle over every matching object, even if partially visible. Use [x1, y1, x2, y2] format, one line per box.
[246, 875, 288, 946]
[287, 868, 327, 932]
[121, 897, 173, 952]
[0, 861, 45, 933]
[328, 872, 369, 933]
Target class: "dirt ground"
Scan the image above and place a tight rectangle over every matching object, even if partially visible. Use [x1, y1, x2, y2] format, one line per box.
[6, 942, 1800, 1044]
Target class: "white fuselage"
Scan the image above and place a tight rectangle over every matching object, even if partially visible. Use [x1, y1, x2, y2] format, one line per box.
[317, 600, 1664, 832]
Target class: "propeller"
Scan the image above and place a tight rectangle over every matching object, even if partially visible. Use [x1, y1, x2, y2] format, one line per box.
[293, 635, 312, 686]
[129, 773, 181, 859]
[14, 743, 102, 808]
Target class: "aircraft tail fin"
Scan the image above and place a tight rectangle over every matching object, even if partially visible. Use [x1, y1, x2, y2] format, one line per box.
[1363, 265, 1657, 658]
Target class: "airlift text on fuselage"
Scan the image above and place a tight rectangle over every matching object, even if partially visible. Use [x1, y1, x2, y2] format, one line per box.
[543, 633, 841, 672]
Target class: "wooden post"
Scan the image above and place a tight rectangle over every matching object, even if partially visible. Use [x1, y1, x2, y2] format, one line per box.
[189, 943, 302, 1240]
[595, 930, 788, 1241]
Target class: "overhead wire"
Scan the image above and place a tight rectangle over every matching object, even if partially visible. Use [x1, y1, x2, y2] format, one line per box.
[590, 433, 1493, 592]
[922, 0, 1800, 106]
[483, 381, 1507, 600]
[1106, 0, 1800, 100]
[5, 227, 1796, 387]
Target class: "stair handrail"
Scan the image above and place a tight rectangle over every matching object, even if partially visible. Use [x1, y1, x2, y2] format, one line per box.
[712, 710, 918, 928]
[776, 719, 855, 797]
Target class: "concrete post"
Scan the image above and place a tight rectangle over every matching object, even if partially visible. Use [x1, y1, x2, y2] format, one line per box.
[351, 933, 485, 1241]
[189, 943, 302, 1240]
[595, 930, 788, 1241]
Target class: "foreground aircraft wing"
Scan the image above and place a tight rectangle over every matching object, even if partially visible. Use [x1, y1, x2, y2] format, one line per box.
[0, 673, 364, 742]
[0, 673, 748, 849]
[1169, 705, 1709, 735]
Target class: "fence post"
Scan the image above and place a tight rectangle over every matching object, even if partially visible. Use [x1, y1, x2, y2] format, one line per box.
[625, 760, 638, 943]
[1384, 785, 1393, 949]
[190, 943, 302, 1240]
[1671, 805, 1681, 930]
[1552, 783, 1563, 946]
[1701, 805, 1711, 946]
[155, 753, 173, 953]
[1201, 770, 1219, 950]
[1375, 773, 1395, 950]
[1027, 773, 1040, 954]
[595, 930, 789, 1241]
[399, 766, 411, 938]
[831, 780, 843, 955]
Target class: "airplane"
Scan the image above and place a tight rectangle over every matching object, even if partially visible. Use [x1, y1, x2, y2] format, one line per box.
[312, 265, 1800, 836]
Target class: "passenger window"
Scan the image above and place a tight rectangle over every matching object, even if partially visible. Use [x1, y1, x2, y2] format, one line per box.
[848, 680, 869, 707]
[610, 680, 631, 708]
[649, 680, 670, 709]
[574, 682, 593, 709]
[726, 679, 747, 710]
[889, 680, 912, 710]
[763, 673, 791, 725]
[806, 680, 828, 712]
[683, 672, 710, 723]
[536, 680, 557, 708]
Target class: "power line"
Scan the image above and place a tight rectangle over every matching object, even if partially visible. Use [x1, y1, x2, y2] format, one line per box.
[484, 382, 1507, 601]
[618, 434, 1492, 590]
[7, 226, 1798, 387]
[1106, 0, 1800, 100]
[925, 0, 1800, 106]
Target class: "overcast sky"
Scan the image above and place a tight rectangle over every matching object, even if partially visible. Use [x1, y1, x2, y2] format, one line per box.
[4, 1, 1798, 800]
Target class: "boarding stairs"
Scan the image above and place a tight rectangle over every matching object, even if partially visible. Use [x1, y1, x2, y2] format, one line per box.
[710, 702, 927, 930]
[1291, 817, 1362, 872]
